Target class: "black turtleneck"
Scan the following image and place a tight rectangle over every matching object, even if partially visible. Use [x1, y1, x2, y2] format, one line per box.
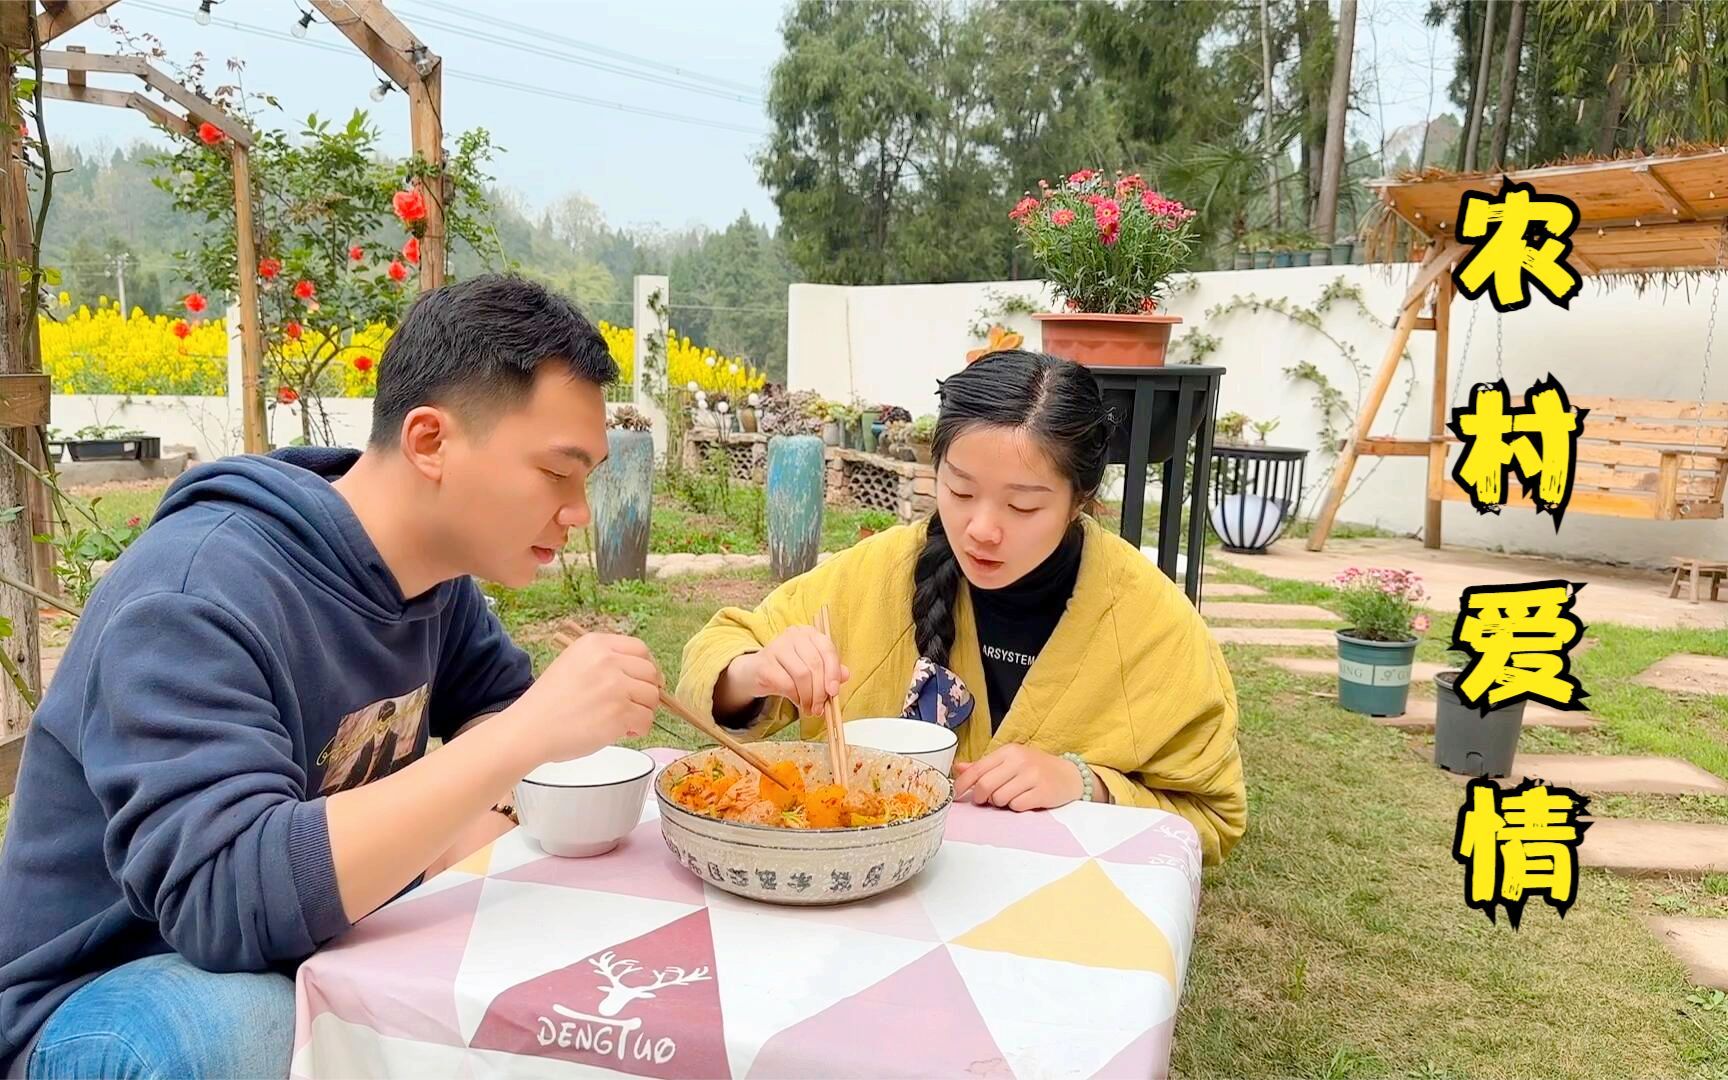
[968, 523, 1084, 731]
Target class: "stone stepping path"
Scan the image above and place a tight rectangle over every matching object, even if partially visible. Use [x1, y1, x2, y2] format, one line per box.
[1203, 583, 1267, 598]
[1204, 601, 1339, 622]
[1448, 754, 1728, 796]
[1210, 627, 1339, 647]
[1579, 819, 1728, 876]
[1648, 917, 1728, 990]
[1633, 653, 1728, 697]
[1267, 655, 1450, 683]
[1369, 697, 1598, 733]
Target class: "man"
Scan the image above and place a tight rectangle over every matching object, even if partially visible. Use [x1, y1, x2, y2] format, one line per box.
[0, 274, 663, 1078]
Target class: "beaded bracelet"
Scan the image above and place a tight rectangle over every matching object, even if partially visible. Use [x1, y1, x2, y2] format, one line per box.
[1061, 752, 1095, 802]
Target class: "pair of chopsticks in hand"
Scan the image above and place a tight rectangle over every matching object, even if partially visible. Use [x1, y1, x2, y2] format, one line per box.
[551, 621, 780, 782]
[550, 613, 852, 791]
[816, 606, 851, 788]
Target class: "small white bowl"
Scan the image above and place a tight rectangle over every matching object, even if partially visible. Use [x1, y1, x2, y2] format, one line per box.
[515, 746, 655, 858]
[843, 717, 959, 775]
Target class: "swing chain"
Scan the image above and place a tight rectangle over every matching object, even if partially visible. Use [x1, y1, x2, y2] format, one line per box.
[1495, 309, 1505, 381]
[1449, 298, 1480, 409]
[1688, 221, 1724, 458]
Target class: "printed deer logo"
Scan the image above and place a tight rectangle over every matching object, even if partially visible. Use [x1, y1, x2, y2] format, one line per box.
[590, 951, 711, 1017]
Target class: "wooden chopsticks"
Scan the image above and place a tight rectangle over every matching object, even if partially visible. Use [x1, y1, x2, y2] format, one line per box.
[817, 605, 851, 787]
[552, 622, 782, 783]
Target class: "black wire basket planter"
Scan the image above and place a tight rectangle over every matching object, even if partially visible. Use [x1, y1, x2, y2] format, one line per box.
[1208, 443, 1308, 553]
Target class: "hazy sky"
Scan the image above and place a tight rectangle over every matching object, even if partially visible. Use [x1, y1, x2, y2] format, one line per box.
[42, 0, 1458, 234]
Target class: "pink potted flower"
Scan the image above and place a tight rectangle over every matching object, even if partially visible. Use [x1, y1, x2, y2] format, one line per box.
[1010, 170, 1199, 367]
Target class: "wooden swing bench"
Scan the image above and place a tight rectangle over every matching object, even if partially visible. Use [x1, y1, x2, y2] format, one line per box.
[1428, 397, 1728, 521]
[1307, 147, 1728, 550]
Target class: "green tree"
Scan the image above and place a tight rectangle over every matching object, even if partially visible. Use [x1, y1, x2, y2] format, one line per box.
[759, 0, 939, 284]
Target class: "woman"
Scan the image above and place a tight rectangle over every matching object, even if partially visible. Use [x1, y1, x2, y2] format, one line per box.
[677, 350, 1245, 864]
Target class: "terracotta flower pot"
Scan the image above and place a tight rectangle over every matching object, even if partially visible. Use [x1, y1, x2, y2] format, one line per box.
[1033, 312, 1183, 368]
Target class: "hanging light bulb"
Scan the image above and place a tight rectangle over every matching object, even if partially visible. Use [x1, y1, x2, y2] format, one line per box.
[292, 11, 313, 38]
[94, 11, 111, 27]
[194, 0, 215, 26]
[370, 78, 394, 102]
[408, 44, 435, 77]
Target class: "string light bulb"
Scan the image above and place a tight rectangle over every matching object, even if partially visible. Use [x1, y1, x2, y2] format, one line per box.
[408, 44, 435, 77]
[292, 11, 314, 38]
[194, 0, 214, 26]
[94, 11, 110, 27]
[369, 78, 394, 102]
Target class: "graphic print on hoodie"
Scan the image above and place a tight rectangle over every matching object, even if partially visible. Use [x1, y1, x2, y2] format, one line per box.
[0, 447, 534, 1068]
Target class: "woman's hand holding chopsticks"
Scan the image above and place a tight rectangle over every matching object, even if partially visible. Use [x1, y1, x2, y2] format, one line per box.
[713, 624, 852, 718]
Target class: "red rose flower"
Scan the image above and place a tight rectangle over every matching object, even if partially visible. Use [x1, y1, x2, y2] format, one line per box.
[392, 188, 428, 224]
[276, 386, 299, 405]
[353, 355, 374, 372]
[387, 259, 409, 282]
[401, 236, 420, 265]
[1008, 196, 1039, 222]
[198, 122, 224, 146]
[184, 292, 208, 314]
[258, 257, 281, 280]
[171, 319, 191, 339]
[349, 245, 365, 263]
[284, 320, 303, 342]
[293, 279, 315, 301]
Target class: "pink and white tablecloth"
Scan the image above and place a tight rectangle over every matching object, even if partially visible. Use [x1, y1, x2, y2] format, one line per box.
[292, 748, 1203, 1079]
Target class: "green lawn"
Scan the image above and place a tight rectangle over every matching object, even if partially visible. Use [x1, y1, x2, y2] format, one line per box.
[6, 485, 1727, 1077]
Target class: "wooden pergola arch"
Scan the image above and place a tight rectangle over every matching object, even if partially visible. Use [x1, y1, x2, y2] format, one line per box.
[0, 0, 449, 794]
[1305, 147, 1728, 552]
[37, 45, 269, 455]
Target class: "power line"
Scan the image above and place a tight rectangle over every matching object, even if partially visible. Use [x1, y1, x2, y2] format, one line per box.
[122, 1, 769, 137]
[389, 6, 762, 107]
[398, 0, 763, 98]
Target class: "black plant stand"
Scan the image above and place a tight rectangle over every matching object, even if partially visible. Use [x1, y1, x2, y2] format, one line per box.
[1209, 443, 1310, 552]
[1088, 365, 1225, 605]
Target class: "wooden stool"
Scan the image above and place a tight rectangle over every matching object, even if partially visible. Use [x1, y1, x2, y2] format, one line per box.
[1668, 557, 1728, 604]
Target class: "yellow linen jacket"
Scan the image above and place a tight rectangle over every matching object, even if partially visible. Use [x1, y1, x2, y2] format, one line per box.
[677, 516, 1246, 864]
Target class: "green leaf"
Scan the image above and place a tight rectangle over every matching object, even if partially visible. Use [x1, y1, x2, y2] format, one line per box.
[0, 615, 14, 639]
[41, 266, 61, 286]
[0, 505, 23, 526]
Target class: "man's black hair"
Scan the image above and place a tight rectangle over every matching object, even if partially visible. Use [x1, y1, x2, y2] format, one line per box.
[368, 273, 618, 446]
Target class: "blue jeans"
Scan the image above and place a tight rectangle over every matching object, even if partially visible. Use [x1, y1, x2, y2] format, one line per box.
[23, 952, 295, 1079]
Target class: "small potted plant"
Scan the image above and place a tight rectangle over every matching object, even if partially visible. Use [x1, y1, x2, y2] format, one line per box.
[1232, 244, 1253, 271]
[1332, 235, 1356, 266]
[1309, 239, 1333, 266]
[1270, 235, 1294, 269]
[1010, 169, 1198, 366]
[1330, 568, 1429, 716]
[1217, 411, 1251, 445]
[872, 404, 909, 451]
[821, 402, 847, 447]
[1251, 418, 1281, 445]
[909, 414, 937, 464]
[65, 424, 159, 462]
[1250, 230, 1275, 270]
[879, 421, 914, 461]
[1432, 658, 1528, 778]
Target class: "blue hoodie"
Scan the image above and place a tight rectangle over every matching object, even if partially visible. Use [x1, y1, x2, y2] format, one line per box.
[0, 447, 534, 1067]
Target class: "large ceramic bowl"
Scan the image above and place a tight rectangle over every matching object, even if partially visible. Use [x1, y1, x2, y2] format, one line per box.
[656, 741, 952, 906]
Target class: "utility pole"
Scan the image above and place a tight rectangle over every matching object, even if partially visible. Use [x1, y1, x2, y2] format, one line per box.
[109, 251, 128, 313]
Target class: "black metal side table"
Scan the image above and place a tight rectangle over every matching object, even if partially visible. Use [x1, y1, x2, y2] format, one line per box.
[1087, 365, 1225, 604]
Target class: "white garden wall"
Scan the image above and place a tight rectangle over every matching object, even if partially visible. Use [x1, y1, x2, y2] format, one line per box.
[786, 267, 1728, 568]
